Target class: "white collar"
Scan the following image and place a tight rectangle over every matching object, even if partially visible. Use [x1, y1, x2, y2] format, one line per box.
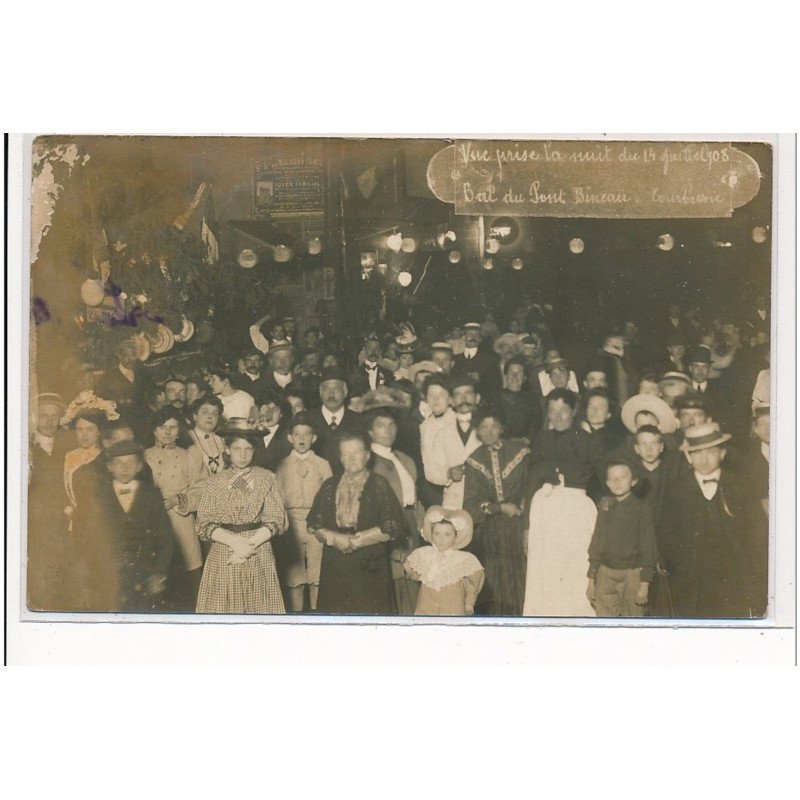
[371, 443, 394, 459]
[321, 406, 343, 425]
[273, 371, 292, 388]
[292, 450, 312, 461]
[694, 467, 722, 485]
[464, 346, 478, 357]
[34, 432, 55, 453]
[113, 479, 138, 493]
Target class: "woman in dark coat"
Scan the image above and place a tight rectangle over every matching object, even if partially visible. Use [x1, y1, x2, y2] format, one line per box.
[463, 407, 531, 616]
[308, 430, 405, 614]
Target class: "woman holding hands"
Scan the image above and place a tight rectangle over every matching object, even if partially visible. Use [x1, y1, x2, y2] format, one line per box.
[195, 421, 286, 613]
[308, 430, 405, 614]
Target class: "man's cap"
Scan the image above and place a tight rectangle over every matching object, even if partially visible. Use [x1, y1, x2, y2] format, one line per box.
[105, 440, 144, 459]
[319, 366, 348, 384]
[688, 346, 712, 364]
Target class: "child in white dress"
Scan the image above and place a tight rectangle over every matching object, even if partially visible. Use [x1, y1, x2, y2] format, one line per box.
[404, 506, 484, 616]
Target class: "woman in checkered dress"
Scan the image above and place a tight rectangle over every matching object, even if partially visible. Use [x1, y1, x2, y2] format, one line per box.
[195, 428, 286, 614]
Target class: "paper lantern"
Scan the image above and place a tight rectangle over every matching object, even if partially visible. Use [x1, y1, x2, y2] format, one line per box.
[657, 234, 675, 251]
[274, 245, 293, 263]
[80, 279, 105, 306]
[752, 226, 768, 244]
[401, 237, 417, 253]
[448, 250, 462, 264]
[485, 237, 500, 254]
[237, 249, 258, 269]
[398, 271, 413, 287]
[511, 257, 524, 271]
[387, 232, 403, 252]
[307, 237, 323, 255]
[569, 237, 585, 254]
[483, 258, 494, 270]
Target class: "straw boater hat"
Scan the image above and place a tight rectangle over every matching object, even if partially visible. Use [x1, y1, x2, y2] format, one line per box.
[430, 341, 453, 354]
[658, 371, 692, 390]
[267, 343, 295, 360]
[407, 360, 439, 383]
[621, 394, 678, 434]
[36, 392, 66, 413]
[360, 386, 413, 413]
[422, 506, 473, 550]
[148, 323, 175, 354]
[679, 422, 732, 453]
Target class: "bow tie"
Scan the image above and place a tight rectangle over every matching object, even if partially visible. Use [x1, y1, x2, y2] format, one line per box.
[365, 363, 378, 371]
[702, 478, 719, 484]
[116, 488, 132, 495]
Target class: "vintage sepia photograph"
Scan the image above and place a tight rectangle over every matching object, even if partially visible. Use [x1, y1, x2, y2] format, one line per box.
[24, 135, 775, 622]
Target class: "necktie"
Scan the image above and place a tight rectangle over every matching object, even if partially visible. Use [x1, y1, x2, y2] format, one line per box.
[329, 417, 338, 431]
[702, 478, 718, 485]
[116, 488, 132, 495]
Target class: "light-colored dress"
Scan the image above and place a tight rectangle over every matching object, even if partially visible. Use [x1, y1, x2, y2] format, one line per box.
[275, 450, 332, 588]
[144, 444, 203, 571]
[195, 466, 286, 614]
[405, 546, 485, 616]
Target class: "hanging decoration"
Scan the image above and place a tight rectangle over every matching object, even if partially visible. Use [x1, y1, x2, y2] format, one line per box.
[569, 237, 585, 254]
[237, 249, 258, 269]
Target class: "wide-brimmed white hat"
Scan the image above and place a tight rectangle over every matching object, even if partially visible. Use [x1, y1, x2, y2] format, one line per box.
[621, 393, 677, 434]
[421, 505, 473, 550]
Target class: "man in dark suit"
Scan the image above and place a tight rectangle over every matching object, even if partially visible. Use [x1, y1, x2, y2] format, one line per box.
[686, 346, 729, 428]
[305, 366, 363, 469]
[27, 393, 71, 610]
[251, 390, 293, 472]
[72, 440, 174, 612]
[352, 334, 393, 392]
[259, 343, 296, 398]
[236, 349, 274, 403]
[72, 416, 154, 514]
[453, 322, 500, 402]
[657, 423, 763, 619]
[96, 339, 149, 411]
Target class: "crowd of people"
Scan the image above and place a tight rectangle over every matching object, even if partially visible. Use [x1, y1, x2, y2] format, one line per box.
[27, 293, 771, 618]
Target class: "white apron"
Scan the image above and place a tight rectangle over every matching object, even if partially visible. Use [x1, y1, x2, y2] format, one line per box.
[523, 483, 597, 617]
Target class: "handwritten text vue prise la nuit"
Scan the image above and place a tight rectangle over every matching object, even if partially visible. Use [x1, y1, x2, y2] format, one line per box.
[457, 142, 731, 176]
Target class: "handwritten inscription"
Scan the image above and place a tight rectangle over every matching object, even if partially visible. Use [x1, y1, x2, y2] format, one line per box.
[430, 140, 760, 218]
